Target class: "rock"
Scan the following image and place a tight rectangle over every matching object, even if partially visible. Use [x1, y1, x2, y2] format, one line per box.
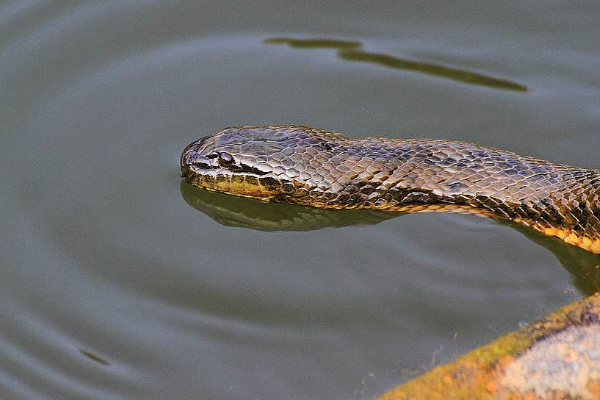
[375, 293, 600, 400]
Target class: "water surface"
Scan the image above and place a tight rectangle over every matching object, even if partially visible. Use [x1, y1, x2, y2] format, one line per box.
[1, 1, 600, 399]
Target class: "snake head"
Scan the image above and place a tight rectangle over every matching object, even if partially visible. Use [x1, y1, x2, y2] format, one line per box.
[181, 125, 346, 202]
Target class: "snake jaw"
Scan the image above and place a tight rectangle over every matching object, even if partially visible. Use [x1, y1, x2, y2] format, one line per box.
[181, 148, 282, 201]
[182, 166, 280, 202]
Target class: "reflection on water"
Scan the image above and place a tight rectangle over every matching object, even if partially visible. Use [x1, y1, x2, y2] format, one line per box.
[265, 37, 528, 92]
[510, 224, 600, 296]
[182, 182, 600, 296]
[180, 181, 397, 231]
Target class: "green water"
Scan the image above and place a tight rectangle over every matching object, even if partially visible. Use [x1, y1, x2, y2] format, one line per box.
[1, 1, 600, 399]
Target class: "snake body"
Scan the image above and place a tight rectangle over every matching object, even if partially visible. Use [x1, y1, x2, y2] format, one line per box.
[181, 126, 600, 254]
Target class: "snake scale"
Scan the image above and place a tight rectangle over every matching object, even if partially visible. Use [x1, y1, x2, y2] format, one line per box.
[181, 126, 600, 254]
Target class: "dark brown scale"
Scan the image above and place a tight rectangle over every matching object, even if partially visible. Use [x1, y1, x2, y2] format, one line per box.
[181, 125, 600, 254]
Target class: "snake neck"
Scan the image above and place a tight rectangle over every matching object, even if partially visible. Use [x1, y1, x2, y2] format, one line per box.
[282, 139, 600, 253]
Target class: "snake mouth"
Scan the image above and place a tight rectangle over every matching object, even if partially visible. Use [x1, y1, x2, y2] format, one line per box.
[181, 157, 279, 201]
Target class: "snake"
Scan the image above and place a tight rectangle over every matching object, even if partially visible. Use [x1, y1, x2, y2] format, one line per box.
[181, 125, 600, 254]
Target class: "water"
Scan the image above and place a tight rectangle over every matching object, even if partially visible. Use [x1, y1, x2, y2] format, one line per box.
[1, 1, 600, 399]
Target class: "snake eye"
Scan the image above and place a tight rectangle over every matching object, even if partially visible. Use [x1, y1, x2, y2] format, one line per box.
[217, 152, 234, 166]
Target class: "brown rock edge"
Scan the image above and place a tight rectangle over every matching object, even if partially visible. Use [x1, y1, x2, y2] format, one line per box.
[375, 293, 600, 400]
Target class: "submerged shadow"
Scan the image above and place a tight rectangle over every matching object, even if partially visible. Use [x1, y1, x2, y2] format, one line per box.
[264, 37, 527, 92]
[180, 181, 397, 231]
[505, 223, 600, 296]
[181, 182, 600, 295]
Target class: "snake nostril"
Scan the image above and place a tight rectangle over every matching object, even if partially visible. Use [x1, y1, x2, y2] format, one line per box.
[181, 151, 196, 168]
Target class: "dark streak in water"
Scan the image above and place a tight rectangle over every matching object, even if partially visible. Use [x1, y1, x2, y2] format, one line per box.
[264, 37, 362, 50]
[79, 349, 110, 365]
[264, 37, 527, 92]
